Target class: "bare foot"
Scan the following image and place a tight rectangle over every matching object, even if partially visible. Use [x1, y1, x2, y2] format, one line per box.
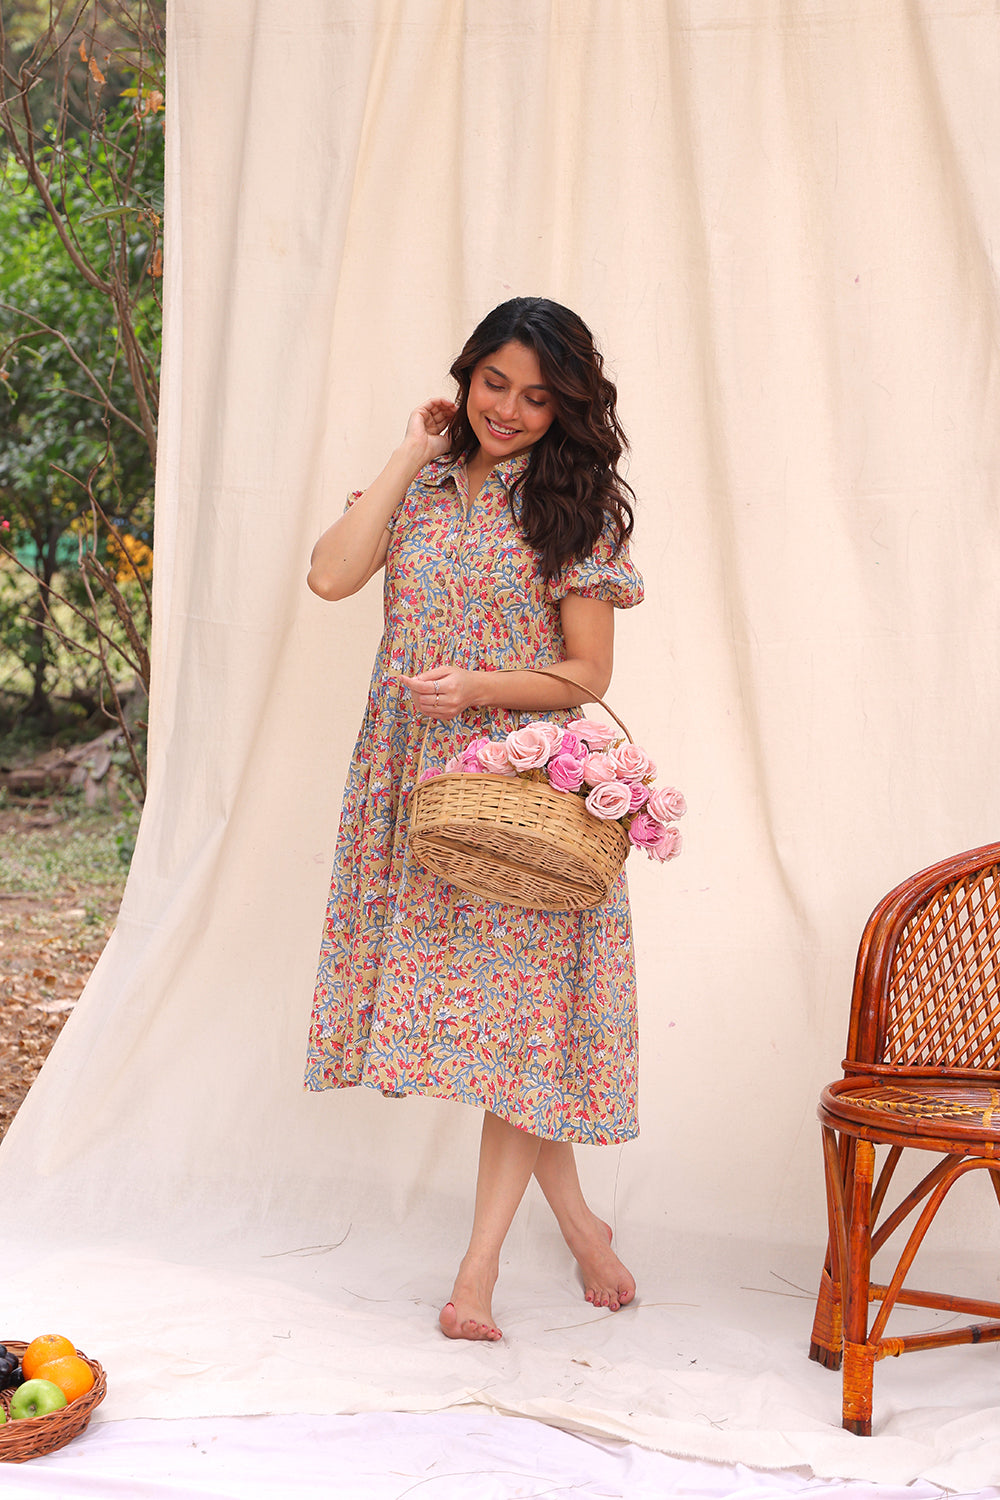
[439, 1258, 503, 1342]
[565, 1215, 636, 1311]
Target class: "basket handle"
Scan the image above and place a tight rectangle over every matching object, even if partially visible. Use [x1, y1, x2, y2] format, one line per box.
[524, 668, 632, 744]
[412, 666, 632, 782]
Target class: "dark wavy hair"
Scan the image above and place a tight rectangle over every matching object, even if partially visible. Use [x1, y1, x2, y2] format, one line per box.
[447, 298, 635, 580]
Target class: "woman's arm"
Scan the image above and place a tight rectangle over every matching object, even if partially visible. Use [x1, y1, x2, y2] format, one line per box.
[398, 593, 615, 719]
[307, 399, 457, 600]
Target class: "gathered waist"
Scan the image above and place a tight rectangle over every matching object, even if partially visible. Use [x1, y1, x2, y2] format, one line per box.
[375, 628, 561, 680]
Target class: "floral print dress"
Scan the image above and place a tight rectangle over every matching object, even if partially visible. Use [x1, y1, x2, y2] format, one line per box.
[305, 452, 644, 1144]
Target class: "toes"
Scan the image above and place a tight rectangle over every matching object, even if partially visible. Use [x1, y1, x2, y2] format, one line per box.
[440, 1304, 503, 1342]
[585, 1284, 633, 1312]
[465, 1320, 501, 1342]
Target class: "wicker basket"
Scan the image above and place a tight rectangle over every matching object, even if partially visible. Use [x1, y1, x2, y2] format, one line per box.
[0, 1341, 107, 1463]
[408, 670, 631, 912]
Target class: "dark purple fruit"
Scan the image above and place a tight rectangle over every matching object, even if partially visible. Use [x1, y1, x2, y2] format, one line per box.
[0, 1345, 22, 1390]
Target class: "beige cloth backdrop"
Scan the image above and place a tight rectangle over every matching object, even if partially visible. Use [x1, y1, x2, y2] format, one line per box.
[2, 1, 1000, 1486]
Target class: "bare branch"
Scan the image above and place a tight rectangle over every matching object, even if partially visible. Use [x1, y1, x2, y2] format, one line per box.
[0, 541, 143, 683]
[84, 486, 152, 616]
[0, 302, 148, 440]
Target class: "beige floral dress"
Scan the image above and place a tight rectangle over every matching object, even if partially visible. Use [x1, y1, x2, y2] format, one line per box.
[305, 452, 644, 1144]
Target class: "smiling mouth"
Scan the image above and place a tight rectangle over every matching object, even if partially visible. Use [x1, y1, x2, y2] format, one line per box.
[485, 418, 519, 438]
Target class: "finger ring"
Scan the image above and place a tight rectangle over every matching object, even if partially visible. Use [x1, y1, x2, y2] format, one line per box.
[434, 682, 439, 697]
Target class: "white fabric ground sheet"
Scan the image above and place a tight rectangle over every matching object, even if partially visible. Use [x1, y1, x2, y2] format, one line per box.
[3, 1412, 996, 1500]
[3, 1, 1000, 1492]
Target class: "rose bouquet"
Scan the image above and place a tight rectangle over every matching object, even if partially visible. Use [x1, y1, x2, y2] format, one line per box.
[421, 717, 685, 863]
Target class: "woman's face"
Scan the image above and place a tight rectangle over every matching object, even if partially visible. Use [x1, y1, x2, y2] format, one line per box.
[465, 340, 556, 464]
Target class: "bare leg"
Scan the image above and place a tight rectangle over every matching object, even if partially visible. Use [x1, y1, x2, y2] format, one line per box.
[440, 1110, 542, 1342]
[533, 1140, 636, 1311]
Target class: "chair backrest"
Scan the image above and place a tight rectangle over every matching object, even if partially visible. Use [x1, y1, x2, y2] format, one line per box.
[846, 843, 1000, 1073]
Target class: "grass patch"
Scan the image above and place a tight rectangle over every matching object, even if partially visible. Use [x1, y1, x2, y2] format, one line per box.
[0, 801, 133, 898]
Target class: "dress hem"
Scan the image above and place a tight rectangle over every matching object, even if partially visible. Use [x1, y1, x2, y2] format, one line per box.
[303, 1073, 639, 1148]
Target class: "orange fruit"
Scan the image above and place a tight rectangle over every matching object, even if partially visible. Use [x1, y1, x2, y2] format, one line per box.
[34, 1354, 94, 1404]
[21, 1334, 75, 1380]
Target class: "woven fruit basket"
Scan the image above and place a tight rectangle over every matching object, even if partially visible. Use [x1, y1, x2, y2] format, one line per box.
[0, 1341, 107, 1463]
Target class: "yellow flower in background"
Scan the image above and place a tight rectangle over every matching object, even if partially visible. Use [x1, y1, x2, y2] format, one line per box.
[108, 533, 153, 582]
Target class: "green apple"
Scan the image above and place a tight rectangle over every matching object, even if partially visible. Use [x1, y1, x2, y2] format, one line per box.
[9, 1379, 67, 1419]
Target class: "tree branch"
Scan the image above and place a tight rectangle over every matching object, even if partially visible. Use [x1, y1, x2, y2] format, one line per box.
[0, 302, 148, 440]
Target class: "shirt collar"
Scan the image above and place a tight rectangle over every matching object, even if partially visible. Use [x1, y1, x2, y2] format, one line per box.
[422, 450, 531, 490]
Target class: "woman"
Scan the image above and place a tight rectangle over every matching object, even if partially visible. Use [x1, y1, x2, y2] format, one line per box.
[306, 297, 644, 1341]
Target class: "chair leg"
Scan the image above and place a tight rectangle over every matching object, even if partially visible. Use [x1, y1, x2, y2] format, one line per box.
[989, 1168, 1000, 1213]
[842, 1138, 875, 1435]
[811, 1127, 850, 1368]
[842, 1339, 876, 1437]
[809, 1262, 843, 1369]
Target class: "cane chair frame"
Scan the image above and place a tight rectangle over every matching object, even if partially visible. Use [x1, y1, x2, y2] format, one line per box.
[810, 842, 1000, 1435]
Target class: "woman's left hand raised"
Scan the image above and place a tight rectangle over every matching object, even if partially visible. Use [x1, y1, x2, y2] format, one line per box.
[397, 666, 479, 722]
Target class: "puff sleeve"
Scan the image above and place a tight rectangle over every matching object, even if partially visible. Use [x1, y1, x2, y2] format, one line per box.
[546, 523, 644, 609]
[342, 488, 408, 544]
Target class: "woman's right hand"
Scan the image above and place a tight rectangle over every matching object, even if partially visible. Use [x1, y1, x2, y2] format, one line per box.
[308, 397, 459, 602]
[402, 399, 457, 467]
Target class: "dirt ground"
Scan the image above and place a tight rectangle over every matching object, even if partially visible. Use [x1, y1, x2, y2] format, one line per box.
[0, 803, 124, 1144]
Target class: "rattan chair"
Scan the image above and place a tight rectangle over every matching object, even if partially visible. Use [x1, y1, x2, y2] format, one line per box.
[809, 841, 1000, 1435]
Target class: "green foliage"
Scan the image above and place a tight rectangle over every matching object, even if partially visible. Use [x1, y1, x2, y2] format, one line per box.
[0, 98, 163, 556]
[1, 1, 53, 49]
[0, 23, 163, 735]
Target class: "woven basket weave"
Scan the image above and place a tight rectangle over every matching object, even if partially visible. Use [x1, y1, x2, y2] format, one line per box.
[0, 1341, 107, 1463]
[409, 670, 631, 912]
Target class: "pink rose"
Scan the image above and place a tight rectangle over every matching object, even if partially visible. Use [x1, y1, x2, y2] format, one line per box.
[506, 724, 554, 770]
[608, 743, 656, 783]
[628, 782, 650, 811]
[531, 721, 564, 754]
[477, 740, 517, 775]
[653, 825, 683, 862]
[646, 785, 687, 823]
[582, 752, 618, 788]
[585, 780, 632, 821]
[628, 815, 682, 862]
[566, 717, 618, 751]
[458, 736, 492, 772]
[444, 755, 462, 773]
[547, 753, 586, 792]
[418, 767, 444, 782]
[627, 809, 669, 854]
[558, 731, 586, 762]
